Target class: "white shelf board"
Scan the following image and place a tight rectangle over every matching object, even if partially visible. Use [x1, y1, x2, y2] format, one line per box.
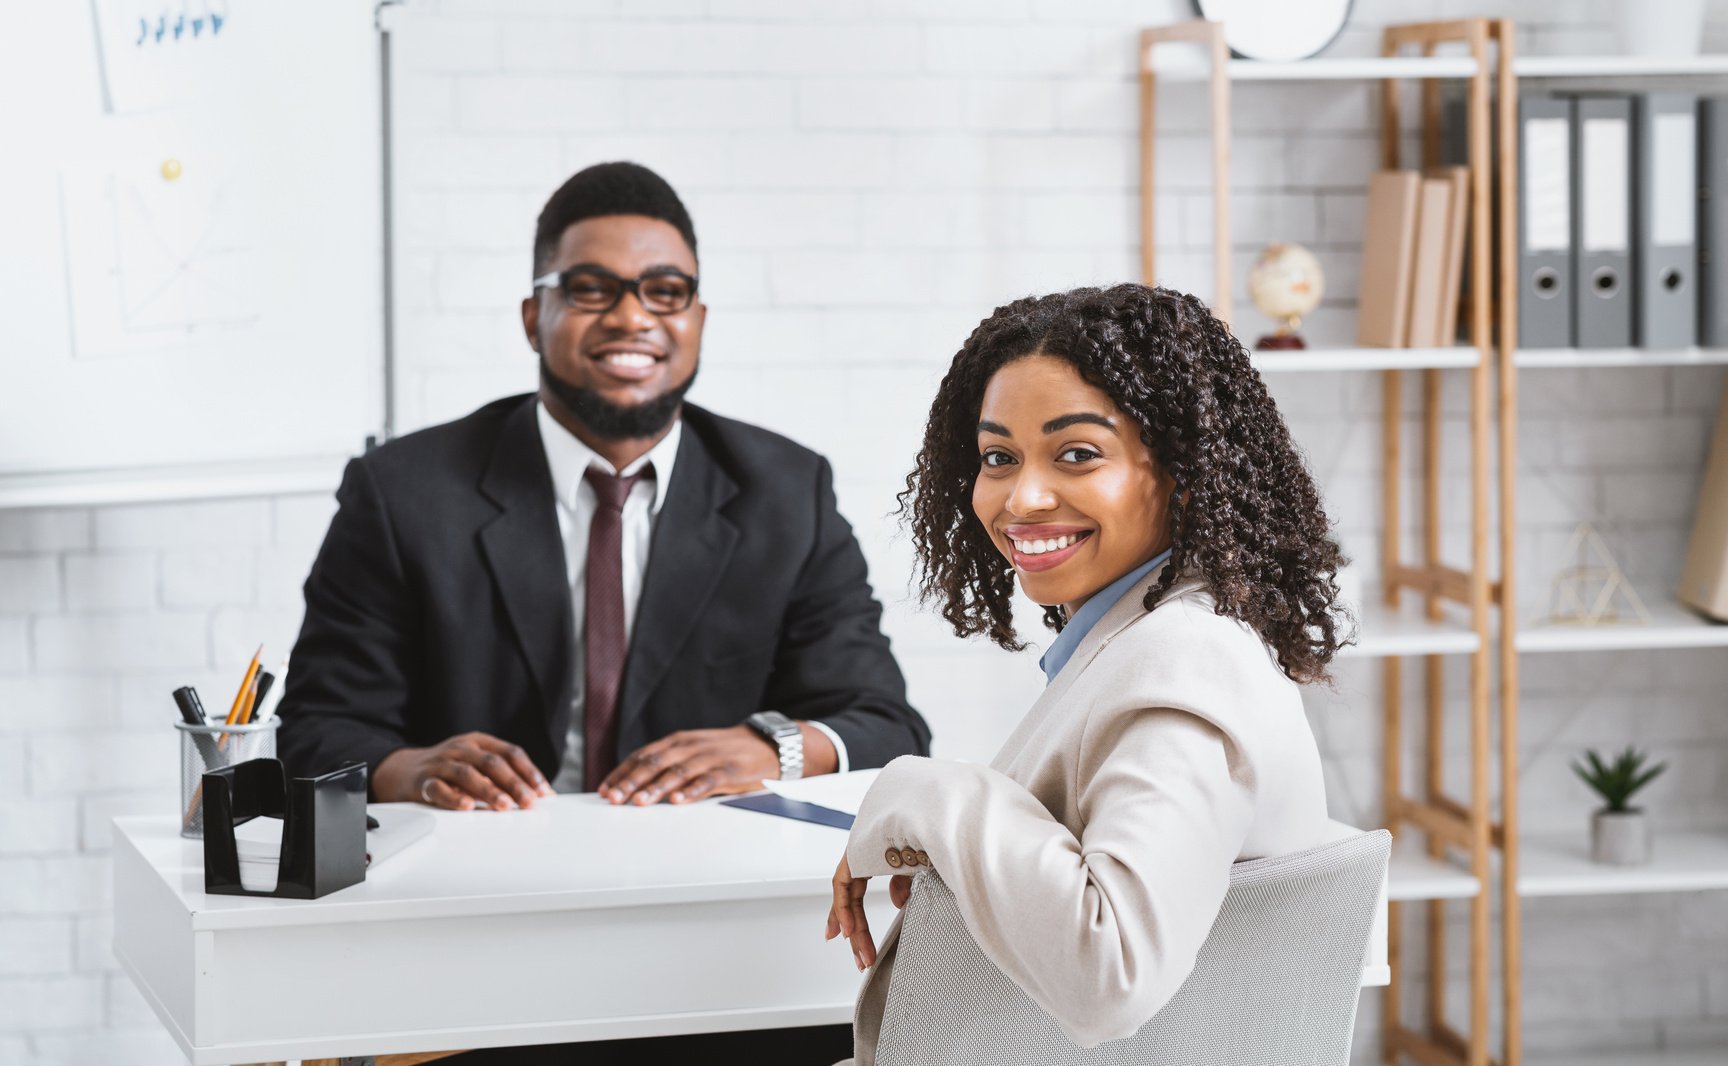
[1340, 600, 1482, 659]
[1388, 840, 1481, 901]
[1518, 829, 1728, 897]
[1515, 600, 1728, 654]
[1516, 54, 1728, 78]
[0, 455, 350, 510]
[1526, 1050, 1728, 1066]
[1152, 55, 1479, 83]
[1515, 346, 1728, 369]
[1251, 346, 1480, 373]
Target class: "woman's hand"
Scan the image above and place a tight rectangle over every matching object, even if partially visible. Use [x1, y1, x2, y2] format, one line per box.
[826, 853, 878, 971]
[889, 874, 912, 909]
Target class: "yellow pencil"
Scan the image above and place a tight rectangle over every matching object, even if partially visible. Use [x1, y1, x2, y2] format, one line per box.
[224, 646, 263, 726]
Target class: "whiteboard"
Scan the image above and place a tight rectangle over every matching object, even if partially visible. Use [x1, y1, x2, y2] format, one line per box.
[0, 0, 383, 502]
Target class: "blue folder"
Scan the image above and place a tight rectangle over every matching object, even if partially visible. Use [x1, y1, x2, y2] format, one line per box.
[720, 792, 855, 830]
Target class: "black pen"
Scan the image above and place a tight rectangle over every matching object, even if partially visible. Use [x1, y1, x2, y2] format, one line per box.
[173, 686, 222, 766]
[172, 685, 208, 727]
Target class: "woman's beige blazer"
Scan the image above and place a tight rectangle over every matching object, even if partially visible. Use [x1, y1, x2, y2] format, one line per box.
[845, 567, 1334, 1061]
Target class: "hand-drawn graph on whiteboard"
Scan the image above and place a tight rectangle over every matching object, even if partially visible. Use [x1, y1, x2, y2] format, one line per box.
[59, 155, 259, 359]
[93, 0, 235, 114]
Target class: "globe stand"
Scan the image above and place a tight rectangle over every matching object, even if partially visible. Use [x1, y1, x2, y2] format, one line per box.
[1255, 318, 1307, 350]
[1255, 331, 1307, 350]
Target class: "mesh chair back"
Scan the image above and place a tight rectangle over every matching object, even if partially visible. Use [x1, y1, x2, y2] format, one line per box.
[874, 829, 1391, 1066]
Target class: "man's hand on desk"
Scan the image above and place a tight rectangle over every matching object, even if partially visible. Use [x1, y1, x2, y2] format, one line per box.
[373, 732, 555, 811]
[598, 721, 838, 805]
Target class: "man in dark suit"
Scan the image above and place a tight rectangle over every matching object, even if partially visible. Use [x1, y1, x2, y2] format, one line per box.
[276, 162, 927, 1061]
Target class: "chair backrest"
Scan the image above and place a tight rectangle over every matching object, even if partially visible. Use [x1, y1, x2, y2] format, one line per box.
[874, 829, 1391, 1066]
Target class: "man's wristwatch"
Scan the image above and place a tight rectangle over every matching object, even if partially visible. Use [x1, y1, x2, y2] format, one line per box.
[746, 711, 804, 781]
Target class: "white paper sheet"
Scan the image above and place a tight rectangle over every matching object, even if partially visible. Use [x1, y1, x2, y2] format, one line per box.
[761, 767, 882, 816]
[225, 806, 437, 893]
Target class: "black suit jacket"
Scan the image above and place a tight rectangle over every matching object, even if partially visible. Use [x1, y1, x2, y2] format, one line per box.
[277, 395, 930, 785]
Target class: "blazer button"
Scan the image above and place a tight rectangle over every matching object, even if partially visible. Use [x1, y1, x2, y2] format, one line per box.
[915, 850, 929, 867]
[900, 847, 918, 868]
[885, 848, 903, 868]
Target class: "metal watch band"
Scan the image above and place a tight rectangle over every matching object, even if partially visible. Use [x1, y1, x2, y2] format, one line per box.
[748, 712, 804, 781]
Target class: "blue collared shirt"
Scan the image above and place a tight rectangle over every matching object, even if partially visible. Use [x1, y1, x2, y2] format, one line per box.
[1037, 549, 1173, 684]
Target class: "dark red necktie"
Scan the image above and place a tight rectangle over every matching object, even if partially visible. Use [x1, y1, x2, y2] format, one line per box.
[583, 464, 651, 790]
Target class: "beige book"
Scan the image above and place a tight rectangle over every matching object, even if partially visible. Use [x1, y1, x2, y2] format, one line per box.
[1403, 177, 1453, 348]
[1427, 165, 1470, 348]
[1356, 171, 1423, 347]
[1679, 380, 1728, 621]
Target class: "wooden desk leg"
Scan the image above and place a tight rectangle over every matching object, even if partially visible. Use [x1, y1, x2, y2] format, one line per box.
[298, 1053, 470, 1066]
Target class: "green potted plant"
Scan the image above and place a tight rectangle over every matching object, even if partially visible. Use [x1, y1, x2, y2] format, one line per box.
[1571, 746, 1667, 865]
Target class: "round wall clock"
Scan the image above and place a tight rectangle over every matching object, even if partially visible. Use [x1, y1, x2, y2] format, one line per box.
[1191, 0, 1353, 62]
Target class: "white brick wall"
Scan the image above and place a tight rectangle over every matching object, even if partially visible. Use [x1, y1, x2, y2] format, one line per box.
[4, 0, 1727, 1061]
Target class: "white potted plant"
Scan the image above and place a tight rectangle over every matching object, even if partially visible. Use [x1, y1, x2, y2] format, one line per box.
[1571, 746, 1668, 866]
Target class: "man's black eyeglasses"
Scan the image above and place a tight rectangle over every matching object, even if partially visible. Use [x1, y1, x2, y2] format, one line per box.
[532, 265, 700, 315]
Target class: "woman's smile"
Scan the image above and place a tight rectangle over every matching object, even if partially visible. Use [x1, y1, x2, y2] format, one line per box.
[1004, 525, 1094, 572]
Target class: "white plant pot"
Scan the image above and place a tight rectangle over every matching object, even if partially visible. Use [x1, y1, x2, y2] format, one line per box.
[1591, 808, 1652, 865]
[1617, 0, 1705, 58]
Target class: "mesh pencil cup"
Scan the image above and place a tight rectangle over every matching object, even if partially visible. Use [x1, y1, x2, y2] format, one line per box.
[176, 718, 280, 839]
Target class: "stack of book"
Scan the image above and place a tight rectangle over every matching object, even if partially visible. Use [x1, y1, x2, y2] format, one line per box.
[1356, 168, 1470, 349]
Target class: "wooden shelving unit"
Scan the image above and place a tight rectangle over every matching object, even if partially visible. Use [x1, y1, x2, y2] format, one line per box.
[1144, 20, 1728, 1065]
[1516, 601, 1728, 653]
[1526, 1053, 1728, 1066]
[1388, 839, 1483, 901]
[1499, 59, 1728, 1066]
[1514, 54, 1728, 78]
[1517, 830, 1728, 897]
[1346, 600, 1482, 659]
[1514, 346, 1728, 369]
[1152, 54, 1480, 83]
[1250, 345, 1481, 373]
[1141, 17, 1515, 1066]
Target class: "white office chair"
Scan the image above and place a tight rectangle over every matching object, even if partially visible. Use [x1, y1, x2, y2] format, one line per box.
[872, 828, 1392, 1066]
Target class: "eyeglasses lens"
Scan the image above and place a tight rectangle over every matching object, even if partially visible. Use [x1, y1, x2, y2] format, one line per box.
[564, 271, 692, 313]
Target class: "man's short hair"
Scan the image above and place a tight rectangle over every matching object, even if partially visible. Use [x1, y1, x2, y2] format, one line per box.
[532, 161, 698, 276]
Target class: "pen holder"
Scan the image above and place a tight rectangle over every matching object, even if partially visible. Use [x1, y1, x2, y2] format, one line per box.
[176, 718, 279, 839]
[201, 758, 368, 900]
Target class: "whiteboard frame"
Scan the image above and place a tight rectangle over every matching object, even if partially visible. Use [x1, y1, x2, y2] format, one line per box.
[0, 0, 393, 510]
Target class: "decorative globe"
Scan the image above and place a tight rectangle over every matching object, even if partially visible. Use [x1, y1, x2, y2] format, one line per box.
[1248, 243, 1324, 327]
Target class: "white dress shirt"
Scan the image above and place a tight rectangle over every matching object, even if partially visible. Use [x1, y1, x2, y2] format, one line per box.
[536, 402, 845, 792]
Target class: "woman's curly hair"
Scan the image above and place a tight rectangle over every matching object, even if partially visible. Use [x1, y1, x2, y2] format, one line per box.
[898, 283, 1353, 685]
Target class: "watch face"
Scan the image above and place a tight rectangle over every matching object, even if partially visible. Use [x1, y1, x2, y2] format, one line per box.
[750, 711, 798, 738]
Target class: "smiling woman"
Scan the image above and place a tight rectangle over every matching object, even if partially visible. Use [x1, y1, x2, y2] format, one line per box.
[972, 356, 1176, 615]
[827, 284, 1354, 1062]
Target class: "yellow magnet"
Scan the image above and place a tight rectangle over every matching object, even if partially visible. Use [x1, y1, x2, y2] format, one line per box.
[160, 158, 183, 181]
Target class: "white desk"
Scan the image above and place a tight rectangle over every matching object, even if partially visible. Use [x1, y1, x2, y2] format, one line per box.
[115, 797, 1389, 1064]
[114, 795, 891, 1065]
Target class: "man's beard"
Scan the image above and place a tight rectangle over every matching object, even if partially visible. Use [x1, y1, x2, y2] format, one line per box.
[539, 355, 697, 441]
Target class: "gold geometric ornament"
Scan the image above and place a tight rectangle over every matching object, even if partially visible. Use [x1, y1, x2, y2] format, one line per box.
[1545, 524, 1651, 627]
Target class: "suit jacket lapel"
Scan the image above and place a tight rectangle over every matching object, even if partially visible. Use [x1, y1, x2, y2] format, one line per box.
[991, 562, 1203, 772]
[617, 419, 740, 741]
[476, 399, 574, 747]
[1049, 560, 1203, 689]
